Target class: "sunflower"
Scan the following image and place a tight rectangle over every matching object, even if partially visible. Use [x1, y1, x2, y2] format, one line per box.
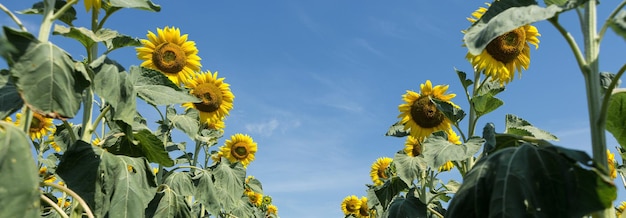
[404, 136, 423, 157]
[47, 133, 61, 152]
[182, 71, 235, 124]
[247, 191, 263, 207]
[39, 167, 56, 183]
[136, 26, 201, 86]
[617, 201, 626, 217]
[341, 195, 362, 216]
[438, 161, 455, 172]
[15, 112, 55, 140]
[398, 80, 457, 139]
[357, 196, 370, 218]
[84, 0, 101, 12]
[266, 204, 278, 215]
[465, 3, 540, 86]
[608, 149, 617, 180]
[57, 198, 71, 208]
[262, 195, 272, 206]
[219, 133, 258, 167]
[370, 157, 393, 186]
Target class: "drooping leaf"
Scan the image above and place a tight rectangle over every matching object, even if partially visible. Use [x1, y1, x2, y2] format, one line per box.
[367, 176, 409, 211]
[167, 107, 199, 140]
[455, 68, 474, 91]
[192, 170, 220, 216]
[431, 98, 466, 124]
[446, 144, 616, 218]
[57, 141, 158, 218]
[104, 33, 141, 52]
[18, 0, 77, 26]
[0, 70, 23, 118]
[145, 184, 192, 218]
[393, 151, 427, 186]
[463, 0, 582, 55]
[213, 158, 246, 211]
[609, 10, 626, 42]
[53, 25, 98, 48]
[607, 91, 626, 149]
[133, 129, 175, 167]
[505, 114, 558, 141]
[92, 55, 136, 125]
[5, 27, 88, 118]
[129, 66, 199, 106]
[384, 190, 428, 218]
[0, 122, 40, 218]
[422, 134, 484, 169]
[163, 172, 194, 196]
[108, 0, 161, 12]
[385, 121, 409, 137]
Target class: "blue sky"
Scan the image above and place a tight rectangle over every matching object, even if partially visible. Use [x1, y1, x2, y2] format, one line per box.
[2, 1, 626, 217]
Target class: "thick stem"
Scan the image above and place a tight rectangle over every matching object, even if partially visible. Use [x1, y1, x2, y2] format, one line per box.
[40, 193, 69, 218]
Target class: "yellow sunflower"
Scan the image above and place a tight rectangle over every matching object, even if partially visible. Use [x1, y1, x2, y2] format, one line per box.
[15, 112, 55, 140]
[438, 161, 455, 172]
[266, 204, 278, 215]
[404, 135, 423, 157]
[370, 157, 393, 186]
[398, 80, 457, 139]
[47, 133, 61, 152]
[341, 195, 362, 216]
[247, 191, 263, 207]
[357, 196, 370, 218]
[465, 3, 540, 86]
[617, 201, 626, 217]
[608, 149, 617, 180]
[39, 167, 56, 183]
[84, 0, 101, 12]
[57, 198, 71, 208]
[219, 133, 258, 168]
[182, 71, 235, 124]
[136, 26, 201, 86]
[262, 195, 272, 206]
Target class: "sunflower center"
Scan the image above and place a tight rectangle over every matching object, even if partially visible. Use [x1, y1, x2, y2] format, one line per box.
[30, 113, 45, 133]
[410, 96, 445, 128]
[231, 143, 249, 159]
[348, 203, 359, 212]
[377, 166, 388, 179]
[152, 43, 187, 74]
[192, 83, 223, 113]
[485, 28, 526, 64]
[412, 144, 422, 157]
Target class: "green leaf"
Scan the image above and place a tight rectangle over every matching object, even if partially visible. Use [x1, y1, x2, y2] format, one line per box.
[600, 72, 620, 92]
[455, 68, 474, 91]
[482, 123, 497, 155]
[192, 170, 220, 216]
[431, 98, 465, 124]
[130, 67, 199, 106]
[108, 0, 161, 11]
[167, 107, 199, 140]
[609, 11, 626, 41]
[163, 172, 194, 196]
[92, 56, 136, 124]
[607, 92, 626, 150]
[0, 122, 40, 218]
[229, 197, 257, 218]
[464, 1, 569, 55]
[384, 190, 427, 218]
[52, 26, 141, 53]
[367, 177, 409, 210]
[471, 94, 504, 117]
[1, 27, 36, 66]
[145, 184, 192, 218]
[213, 158, 246, 211]
[5, 28, 88, 118]
[133, 129, 175, 167]
[57, 141, 158, 218]
[18, 0, 77, 26]
[104, 33, 141, 53]
[446, 144, 616, 217]
[476, 80, 505, 96]
[245, 176, 264, 195]
[53, 25, 98, 48]
[422, 134, 484, 169]
[0, 70, 23, 118]
[393, 151, 427, 186]
[505, 114, 558, 141]
[385, 121, 409, 137]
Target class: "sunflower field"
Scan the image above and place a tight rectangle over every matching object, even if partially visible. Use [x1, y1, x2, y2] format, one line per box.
[1, 0, 626, 218]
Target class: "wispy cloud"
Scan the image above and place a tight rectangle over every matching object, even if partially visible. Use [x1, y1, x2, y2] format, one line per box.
[245, 118, 301, 137]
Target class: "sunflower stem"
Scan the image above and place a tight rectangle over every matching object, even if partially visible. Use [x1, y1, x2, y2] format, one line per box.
[0, 3, 28, 32]
[43, 182, 95, 218]
[40, 193, 69, 218]
[192, 140, 202, 169]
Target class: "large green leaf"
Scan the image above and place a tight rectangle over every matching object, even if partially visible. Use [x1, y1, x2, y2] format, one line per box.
[0, 70, 23, 118]
[607, 91, 626, 149]
[6, 27, 88, 118]
[133, 129, 175, 167]
[384, 190, 428, 218]
[393, 151, 427, 186]
[422, 134, 484, 169]
[130, 67, 199, 106]
[505, 114, 558, 141]
[609, 11, 626, 41]
[108, 0, 161, 11]
[192, 170, 220, 216]
[471, 94, 504, 117]
[145, 184, 192, 218]
[0, 121, 40, 218]
[92, 56, 136, 125]
[18, 0, 77, 26]
[166, 107, 199, 140]
[367, 177, 409, 211]
[446, 144, 616, 217]
[463, 0, 584, 55]
[163, 172, 194, 196]
[385, 121, 409, 137]
[57, 140, 158, 218]
[213, 158, 246, 211]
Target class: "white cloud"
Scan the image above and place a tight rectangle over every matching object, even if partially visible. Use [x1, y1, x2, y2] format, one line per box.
[245, 119, 280, 137]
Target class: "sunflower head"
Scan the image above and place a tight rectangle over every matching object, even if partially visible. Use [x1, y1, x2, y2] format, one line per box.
[182, 71, 235, 124]
[370, 157, 393, 186]
[136, 26, 201, 86]
[438, 161, 455, 172]
[247, 191, 263, 207]
[465, 3, 540, 85]
[617, 201, 626, 217]
[15, 112, 55, 140]
[398, 80, 457, 139]
[358, 197, 370, 218]
[266, 204, 278, 215]
[608, 149, 617, 180]
[341, 195, 362, 216]
[404, 136, 423, 157]
[219, 133, 258, 168]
